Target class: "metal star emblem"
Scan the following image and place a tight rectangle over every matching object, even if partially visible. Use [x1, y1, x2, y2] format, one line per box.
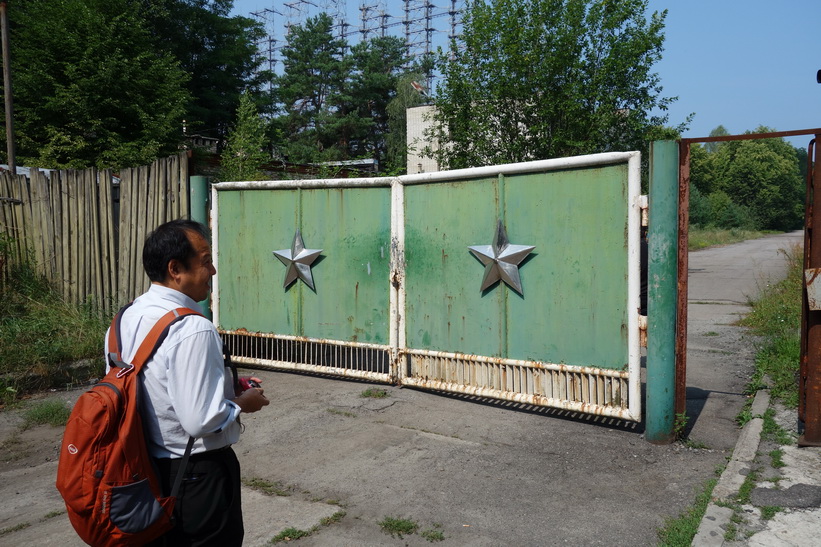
[273, 229, 322, 290]
[468, 220, 535, 295]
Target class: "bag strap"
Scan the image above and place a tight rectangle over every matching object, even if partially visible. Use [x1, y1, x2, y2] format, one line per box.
[108, 306, 202, 376]
[107, 305, 203, 487]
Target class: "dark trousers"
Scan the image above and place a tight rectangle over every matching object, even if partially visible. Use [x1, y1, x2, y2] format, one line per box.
[147, 447, 244, 547]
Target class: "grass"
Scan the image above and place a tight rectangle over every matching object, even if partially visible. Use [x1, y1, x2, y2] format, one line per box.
[0, 522, 31, 537]
[657, 477, 718, 546]
[242, 477, 291, 497]
[268, 510, 347, 543]
[737, 244, 802, 408]
[378, 516, 419, 538]
[688, 227, 772, 251]
[327, 408, 357, 418]
[360, 387, 389, 399]
[270, 527, 312, 543]
[21, 399, 71, 430]
[0, 255, 107, 401]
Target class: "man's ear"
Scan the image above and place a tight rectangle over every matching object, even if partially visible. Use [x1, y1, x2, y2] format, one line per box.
[166, 258, 183, 282]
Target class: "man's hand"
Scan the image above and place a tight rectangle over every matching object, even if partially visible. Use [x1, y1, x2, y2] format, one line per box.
[233, 386, 269, 413]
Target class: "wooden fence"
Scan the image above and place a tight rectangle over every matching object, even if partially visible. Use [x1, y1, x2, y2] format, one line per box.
[0, 152, 190, 312]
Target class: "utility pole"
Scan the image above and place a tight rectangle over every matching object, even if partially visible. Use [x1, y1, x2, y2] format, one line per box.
[0, 1, 15, 175]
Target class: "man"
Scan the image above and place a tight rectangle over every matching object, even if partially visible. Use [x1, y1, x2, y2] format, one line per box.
[105, 219, 269, 546]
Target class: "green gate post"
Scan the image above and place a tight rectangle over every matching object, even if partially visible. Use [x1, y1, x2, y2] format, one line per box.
[189, 175, 211, 318]
[646, 141, 679, 444]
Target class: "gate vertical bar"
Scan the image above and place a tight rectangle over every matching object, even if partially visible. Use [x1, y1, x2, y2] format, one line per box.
[800, 133, 821, 446]
[646, 140, 679, 444]
[390, 178, 406, 383]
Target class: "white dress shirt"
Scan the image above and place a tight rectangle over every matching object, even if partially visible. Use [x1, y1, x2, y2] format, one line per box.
[104, 284, 241, 458]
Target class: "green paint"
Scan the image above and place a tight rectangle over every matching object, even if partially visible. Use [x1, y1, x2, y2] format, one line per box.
[404, 166, 631, 369]
[646, 141, 679, 444]
[216, 187, 391, 343]
[190, 175, 211, 317]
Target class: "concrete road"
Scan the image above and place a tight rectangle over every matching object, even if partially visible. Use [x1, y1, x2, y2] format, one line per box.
[0, 231, 803, 546]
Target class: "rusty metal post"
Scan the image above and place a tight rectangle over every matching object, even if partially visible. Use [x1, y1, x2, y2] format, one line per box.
[800, 134, 821, 446]
[676, 142, 691, 420]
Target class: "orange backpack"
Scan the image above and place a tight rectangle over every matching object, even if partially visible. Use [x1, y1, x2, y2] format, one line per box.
[56, 305, 200, 546]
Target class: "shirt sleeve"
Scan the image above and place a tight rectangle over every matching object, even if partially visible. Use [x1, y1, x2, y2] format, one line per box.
[163, 326, 241, 438]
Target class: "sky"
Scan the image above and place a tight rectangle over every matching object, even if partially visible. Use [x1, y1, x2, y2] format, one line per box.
[231, 0, 821, 148]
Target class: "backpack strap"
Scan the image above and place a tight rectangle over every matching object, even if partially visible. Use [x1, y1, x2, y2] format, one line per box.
[107, 305, 204, 489]
[108, 306, 202, 378]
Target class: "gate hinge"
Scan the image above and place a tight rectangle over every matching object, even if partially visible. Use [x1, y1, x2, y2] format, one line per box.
[638, 314, 647, 348]
[639, 195, 648, 227]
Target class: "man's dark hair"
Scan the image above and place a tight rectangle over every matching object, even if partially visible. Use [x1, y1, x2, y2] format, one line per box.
[143, 219, 209, 282]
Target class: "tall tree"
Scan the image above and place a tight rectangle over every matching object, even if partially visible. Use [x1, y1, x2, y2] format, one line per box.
[272, 13, 348, 164]
[219, 92, 269, 182]
[9, 0, 190, 168]
[138, 1, 267, 141]
[385, 73, 428, 174]
[689, 125, 805, 231]
[347, 36, 410, 164]
[430, 0, 686, 168]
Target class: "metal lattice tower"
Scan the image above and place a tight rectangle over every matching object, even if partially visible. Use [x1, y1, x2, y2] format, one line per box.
[248, 0, 463, 84]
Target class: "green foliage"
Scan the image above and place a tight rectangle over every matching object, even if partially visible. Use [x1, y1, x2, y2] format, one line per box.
[0, 252, 106, 398]
[241, 477, 291, 497]
[219, 92, 269, 182]
[687, 226, 769, 251]
[420, 524, 446, 542]
[347, 36, 411, 165]
[272, 13, 350, 164]
[738, 245, 802, 407]
[360, 387, 389, 399]
[379, 516, 419, 538]
[657, 478, 718, 546]
[689, 128, 805, 231]
[22, 400, 72, 430]
[386, 73, 428, 174]
[10, 0, 191, 168]
[270, 527, 312, 543]
[139, 0, 267, 140]
[431, 0, 686, 169]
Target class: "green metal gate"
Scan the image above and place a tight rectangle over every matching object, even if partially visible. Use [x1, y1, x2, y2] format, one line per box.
[213, 152, 642, 420]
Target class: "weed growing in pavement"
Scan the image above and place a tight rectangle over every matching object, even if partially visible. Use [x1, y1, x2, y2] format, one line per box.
[760, 506, 782, 520]
[656, 477, 718, 546]
[379, 516, 419, 538]
[242, 477, 291, 497]
[360, 387, 389, 399]
[0, 522, 31, 537]
[320, 511, 346, 526]
[769, 448, 785, 469]
[420, 523, 446, 542]
[270, 527, 312, 543]
[268, 509, 347, 543]
[761, 408, 794, 445]
[21, 399, 71, 430]
[327, 408, 357, 418]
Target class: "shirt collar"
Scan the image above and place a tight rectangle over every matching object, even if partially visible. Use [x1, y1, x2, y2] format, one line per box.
[147, 283, 204, 313]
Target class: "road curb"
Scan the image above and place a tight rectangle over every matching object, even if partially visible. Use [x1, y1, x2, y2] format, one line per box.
[691, 389, 770, 545]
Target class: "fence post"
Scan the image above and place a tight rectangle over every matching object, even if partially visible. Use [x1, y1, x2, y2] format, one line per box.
[645, 140, 679, 444]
